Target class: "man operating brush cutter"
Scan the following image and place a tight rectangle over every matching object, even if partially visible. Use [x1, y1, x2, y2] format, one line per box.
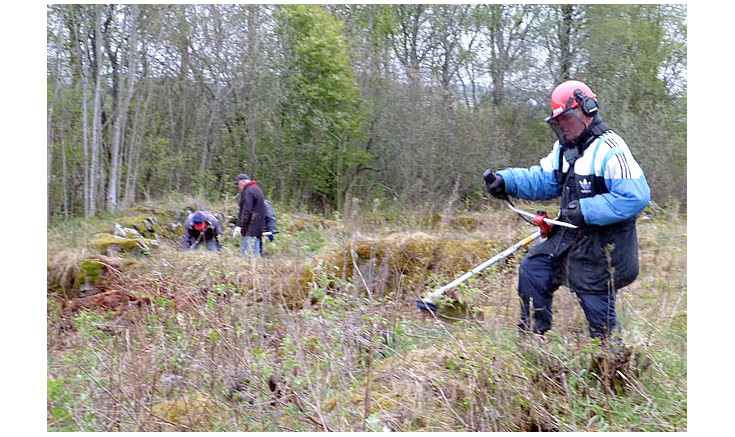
[420, 80, 650, 341]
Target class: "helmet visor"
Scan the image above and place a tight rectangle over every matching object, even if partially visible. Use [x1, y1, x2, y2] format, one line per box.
[546, 107, 587, 145]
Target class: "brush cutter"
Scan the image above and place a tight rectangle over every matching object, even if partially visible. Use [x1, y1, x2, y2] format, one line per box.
[416, 199, 578, 314]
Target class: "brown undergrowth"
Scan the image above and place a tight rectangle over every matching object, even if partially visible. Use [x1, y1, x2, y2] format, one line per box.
[47, 200, 687, 431]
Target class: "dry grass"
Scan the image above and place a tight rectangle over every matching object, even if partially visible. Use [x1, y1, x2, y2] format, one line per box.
[47, 200, 687, 431]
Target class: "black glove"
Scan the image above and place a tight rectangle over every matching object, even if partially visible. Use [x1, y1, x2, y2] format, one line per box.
[561, 200, 585, 226]
[483, 168, 506, 199]
[267, 233, 274, 242]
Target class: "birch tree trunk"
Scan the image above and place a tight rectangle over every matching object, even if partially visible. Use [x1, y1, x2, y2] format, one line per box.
[61, 128, 68, 219]
[75, 10, 91, 217]
[88, 4, 103, 216]
[48, 18, 64, 223]
[122, 13, 165, 208]
[121, 78, 149, 209]
[107, 5, 139, 212]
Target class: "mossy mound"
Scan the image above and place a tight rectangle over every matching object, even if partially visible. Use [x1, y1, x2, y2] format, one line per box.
[48, 249, 90, 298]
[281, 212, 338, 233]
[317, 232, 503, 300]
[419, 213, 443, 228]
[449, 215, 479, 231]
[150, 393, 228, 430]
[47, 251, 137, 299]
[89, 233, 158, 255]
[417, 214, 479, 231]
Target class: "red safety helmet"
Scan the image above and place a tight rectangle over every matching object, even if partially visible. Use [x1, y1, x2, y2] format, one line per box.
[548, 80, 597, 119]
[545, 80, 598, 145]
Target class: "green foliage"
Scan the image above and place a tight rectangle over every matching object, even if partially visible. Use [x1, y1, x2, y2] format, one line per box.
[585, 5, 675, 111]
[47, 377, 75, 431]
[581, 4, 687, 202]
[47, 4, 686, 219]
[276, 4, 368, 209]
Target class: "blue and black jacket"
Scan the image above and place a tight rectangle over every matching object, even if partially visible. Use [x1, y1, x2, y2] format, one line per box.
[497, 121, 650, 293]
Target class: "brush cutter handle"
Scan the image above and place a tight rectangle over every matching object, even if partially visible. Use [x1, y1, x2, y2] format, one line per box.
[505, 200, 578, 229]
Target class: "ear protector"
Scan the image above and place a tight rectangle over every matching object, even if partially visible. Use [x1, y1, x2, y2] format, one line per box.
[573, 89, 598, 117]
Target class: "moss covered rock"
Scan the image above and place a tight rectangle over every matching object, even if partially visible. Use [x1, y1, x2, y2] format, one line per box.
[77, 259, 105, 295]
[117, 207, 197, 240]
[47, 252, 137, 299]
[89, 233, 158, 255]
[116, 215, 161, 239]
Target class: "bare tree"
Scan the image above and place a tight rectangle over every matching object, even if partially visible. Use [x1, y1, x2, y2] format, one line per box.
[88, 5, 104, 216]
[71, 7, 92, 217]
[483, 4, 537, 105]
[539, 4, 588, 85]
[388, 5, 435, 85]
[122, 7, 165, 209]
[107, 5, 139, 212]
[429, 5, 474, 94]
[47, 14, 65, 223]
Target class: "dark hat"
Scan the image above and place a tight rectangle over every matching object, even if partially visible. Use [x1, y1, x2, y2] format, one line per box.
[234, 173, 250, 185]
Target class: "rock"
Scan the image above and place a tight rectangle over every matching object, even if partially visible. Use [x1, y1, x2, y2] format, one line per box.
[89, 233, 158, 255]
[116, 215, 160, 239]
[77, 259, 106, 297]
[114, 222, 142, 239]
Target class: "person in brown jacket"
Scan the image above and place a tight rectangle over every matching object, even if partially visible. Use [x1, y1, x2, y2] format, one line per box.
[233, 173, 266, 256]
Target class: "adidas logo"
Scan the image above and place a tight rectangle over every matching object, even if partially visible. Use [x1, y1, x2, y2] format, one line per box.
[579, 178, 592, 193]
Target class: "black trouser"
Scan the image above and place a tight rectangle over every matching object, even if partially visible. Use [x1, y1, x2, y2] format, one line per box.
[517, 251, 617, 338]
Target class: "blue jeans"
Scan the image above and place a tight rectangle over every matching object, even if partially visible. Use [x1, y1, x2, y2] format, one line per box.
[240, 235, 261, 257]
[517, 252, 617, 338]
[191, 238, 219, 252]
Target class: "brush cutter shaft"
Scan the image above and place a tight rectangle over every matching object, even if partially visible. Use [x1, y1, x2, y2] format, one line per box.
[421, 230, 542, 304]
[419, 199, 574, 308]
